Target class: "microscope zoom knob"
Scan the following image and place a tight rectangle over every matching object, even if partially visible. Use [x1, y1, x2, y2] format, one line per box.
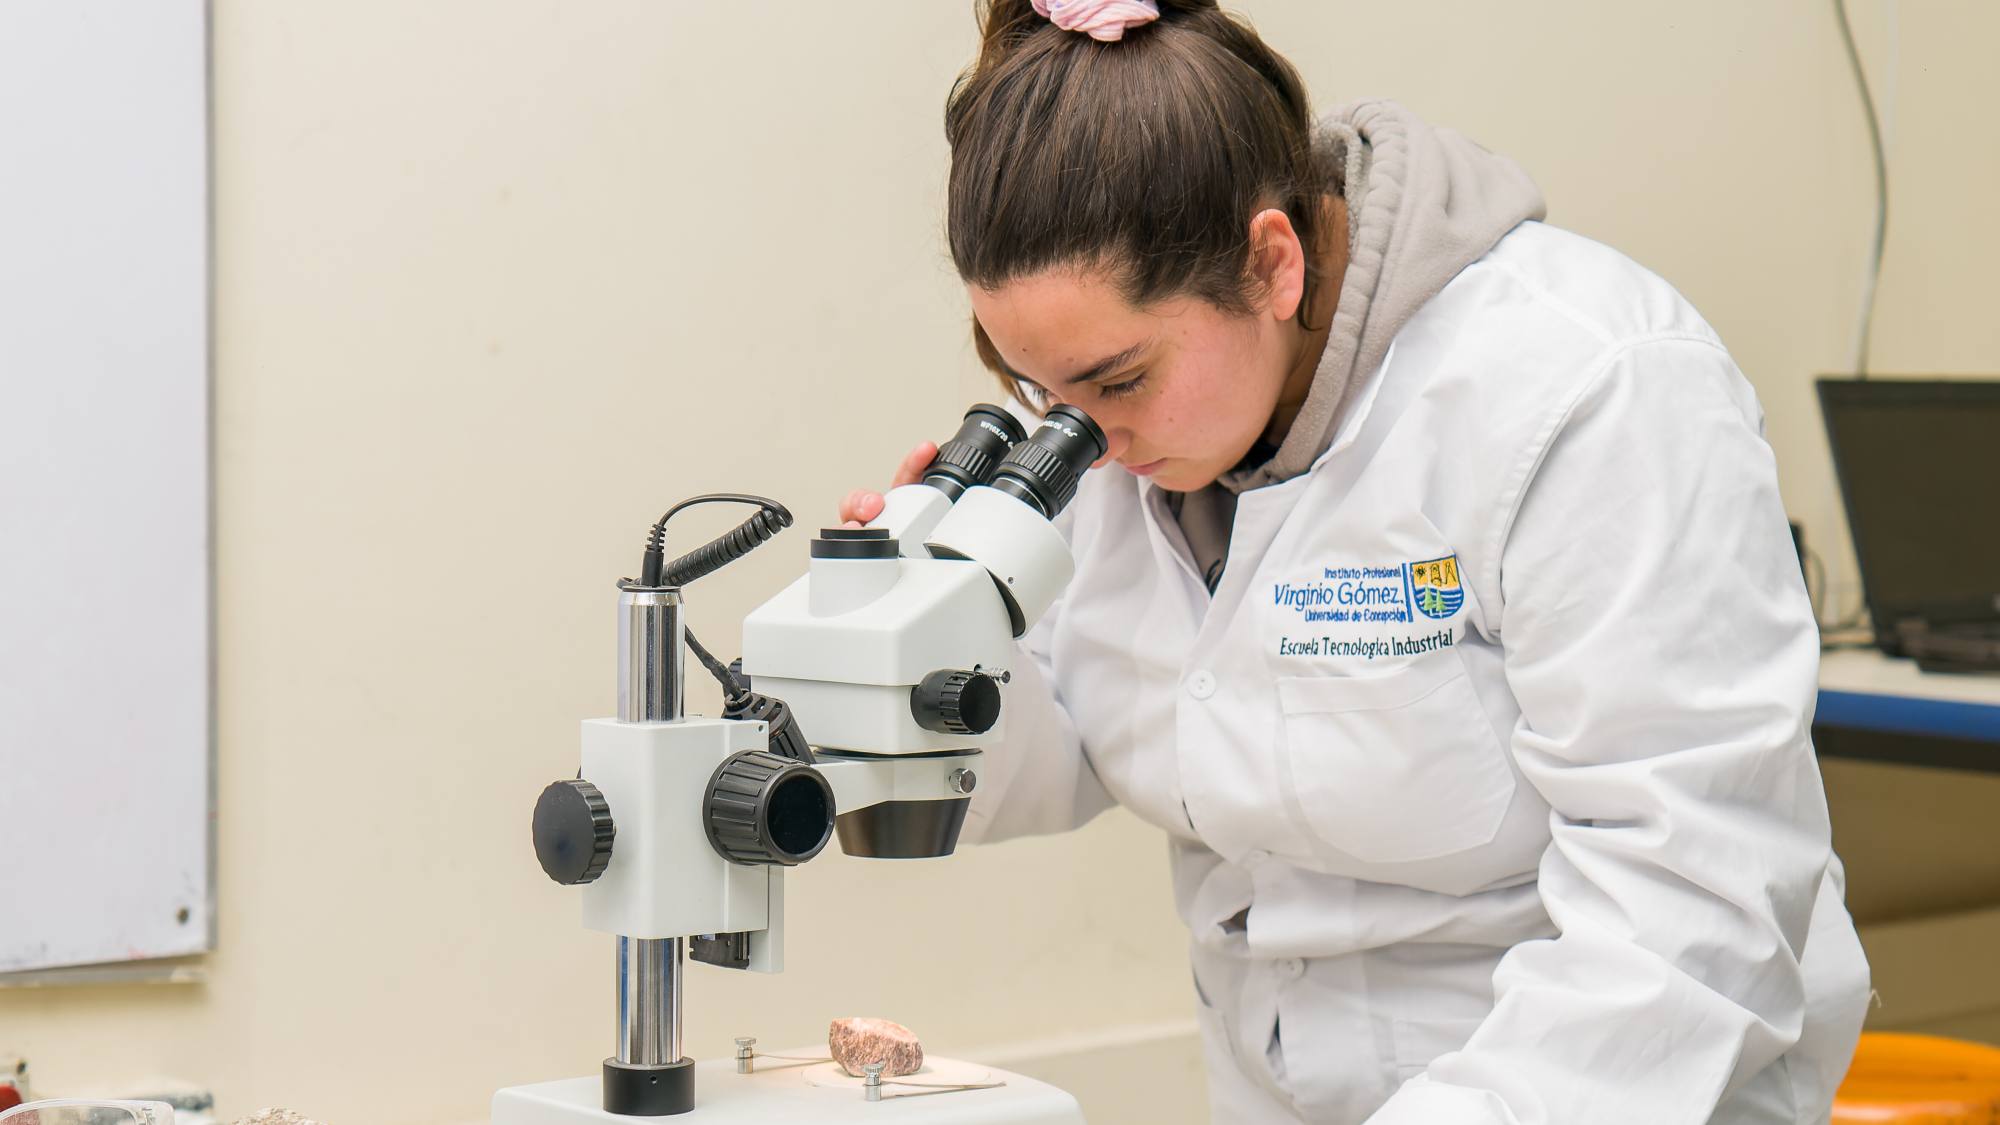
[911, 669, 1003, 736]
[533, 779, 615, 885]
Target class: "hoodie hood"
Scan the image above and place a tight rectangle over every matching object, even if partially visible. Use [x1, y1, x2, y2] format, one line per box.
[1217, 98, 1546, 493]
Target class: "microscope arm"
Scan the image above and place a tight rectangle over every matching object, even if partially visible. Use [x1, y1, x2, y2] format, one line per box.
[814, 751, 982, 814]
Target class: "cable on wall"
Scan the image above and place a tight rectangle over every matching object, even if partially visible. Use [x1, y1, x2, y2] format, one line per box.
[1832, 0, 1889, 378]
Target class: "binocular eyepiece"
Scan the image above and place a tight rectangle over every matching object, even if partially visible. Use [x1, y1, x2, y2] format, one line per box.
[923, 403, 1107, 519]
[922, 404, 1025, 501]
[990, 406, 1108, 519]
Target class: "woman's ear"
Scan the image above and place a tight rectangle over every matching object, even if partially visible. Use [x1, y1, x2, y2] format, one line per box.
[1247, 208, 1307, 323]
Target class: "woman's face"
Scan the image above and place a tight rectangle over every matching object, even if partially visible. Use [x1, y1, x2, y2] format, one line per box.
[968, 268, 1302, 493]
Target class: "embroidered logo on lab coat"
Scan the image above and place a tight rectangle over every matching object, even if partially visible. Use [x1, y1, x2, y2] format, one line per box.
[1269, 553, 1464, 661]
[1407, 554, 1464, 620]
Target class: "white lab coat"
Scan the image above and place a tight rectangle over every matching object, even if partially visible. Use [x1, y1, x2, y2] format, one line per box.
[963, 221, 1872, 1124]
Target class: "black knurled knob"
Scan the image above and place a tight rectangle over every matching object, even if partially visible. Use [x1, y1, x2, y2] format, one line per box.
[911, 669, 1003, 736]
[533, 779, 615, 885]
[704, 751, 836, 867]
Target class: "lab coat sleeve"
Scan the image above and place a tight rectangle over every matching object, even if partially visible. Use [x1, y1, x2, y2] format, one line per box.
[958, 549, 1117, 845]
[1366, 339, 1833, 1125]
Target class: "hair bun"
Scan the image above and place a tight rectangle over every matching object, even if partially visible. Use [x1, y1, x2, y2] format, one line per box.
[1030, 0, 1160, 42]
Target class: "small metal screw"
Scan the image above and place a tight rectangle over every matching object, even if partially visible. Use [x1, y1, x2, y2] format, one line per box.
[947, 768, 977, 795]
[175, 906, 191, 925]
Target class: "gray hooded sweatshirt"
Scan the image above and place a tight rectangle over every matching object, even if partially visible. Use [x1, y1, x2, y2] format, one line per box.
[1172, 99, 1547, 588]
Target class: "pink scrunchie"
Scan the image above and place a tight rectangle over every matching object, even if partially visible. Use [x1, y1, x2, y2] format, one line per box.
[1031, 0, 1161, 42]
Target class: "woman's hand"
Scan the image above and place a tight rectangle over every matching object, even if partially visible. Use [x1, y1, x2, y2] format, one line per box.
[838, 441, 938, 527]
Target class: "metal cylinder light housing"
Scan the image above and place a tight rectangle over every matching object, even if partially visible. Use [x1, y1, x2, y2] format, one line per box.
[617, 585, 684, 724]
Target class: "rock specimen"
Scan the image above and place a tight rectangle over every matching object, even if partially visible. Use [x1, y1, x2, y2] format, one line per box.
[828, 1017, 924, 1078]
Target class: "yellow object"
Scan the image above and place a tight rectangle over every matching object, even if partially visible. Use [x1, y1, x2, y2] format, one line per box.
[1833, 1032, 2000, 1124]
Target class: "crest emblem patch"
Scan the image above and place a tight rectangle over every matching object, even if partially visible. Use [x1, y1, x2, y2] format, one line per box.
[1407, 554, 1464, 620]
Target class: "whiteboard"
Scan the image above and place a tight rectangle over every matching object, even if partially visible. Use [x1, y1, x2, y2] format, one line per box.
[0, 1, 212, 972]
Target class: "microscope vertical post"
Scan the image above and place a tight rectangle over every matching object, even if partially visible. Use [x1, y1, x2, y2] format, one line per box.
[614, 586, 686, 1072]
[617, 936, 682, 1066]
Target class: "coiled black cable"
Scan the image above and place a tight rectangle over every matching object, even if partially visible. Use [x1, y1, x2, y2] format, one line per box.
[632, 494, 808, 760]
[639, 493, 794, 588]
[660, 507, 790, 586]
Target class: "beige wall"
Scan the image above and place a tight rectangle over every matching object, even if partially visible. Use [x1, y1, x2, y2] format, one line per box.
[3, 2, 1995, 1122]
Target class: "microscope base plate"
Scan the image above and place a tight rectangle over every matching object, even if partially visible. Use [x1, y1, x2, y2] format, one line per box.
[493, 1052, 1085, 1123]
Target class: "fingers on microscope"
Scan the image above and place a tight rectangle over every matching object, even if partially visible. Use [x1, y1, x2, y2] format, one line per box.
[839, 489, 885, 525]
[894, 442, 937, 488]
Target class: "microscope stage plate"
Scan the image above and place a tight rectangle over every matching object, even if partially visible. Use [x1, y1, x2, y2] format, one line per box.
[492, 1053, 1086, 1124]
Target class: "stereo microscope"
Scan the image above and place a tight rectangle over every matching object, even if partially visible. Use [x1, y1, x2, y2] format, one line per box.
[492, 405, 1107, 1122]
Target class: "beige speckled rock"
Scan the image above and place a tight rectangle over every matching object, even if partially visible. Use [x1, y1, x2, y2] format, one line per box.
[828, 1017, 923, 1078]
[231, 1111, 323, 1125]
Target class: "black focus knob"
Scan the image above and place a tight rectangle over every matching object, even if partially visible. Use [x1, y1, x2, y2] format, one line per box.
[911, 669, 1003, 736]
[704, 751, 836, 867]
[533, 779, 615, 885]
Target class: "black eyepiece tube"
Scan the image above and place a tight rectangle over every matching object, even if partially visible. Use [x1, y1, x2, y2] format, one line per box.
[989, 405, 1108, 518]
[920, 404, 1028, 501]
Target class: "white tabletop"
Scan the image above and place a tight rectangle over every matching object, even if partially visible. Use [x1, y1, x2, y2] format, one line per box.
[492, 1054, 1087, 1125]
[1819, 648, 2000, 705]
[1815, 649, 2000, 759]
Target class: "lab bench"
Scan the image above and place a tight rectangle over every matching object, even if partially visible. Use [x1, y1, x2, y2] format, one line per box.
[1817, 649, 2000, 773]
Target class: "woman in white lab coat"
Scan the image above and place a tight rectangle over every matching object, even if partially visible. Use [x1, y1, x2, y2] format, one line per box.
[843, 2, 1872, 1121]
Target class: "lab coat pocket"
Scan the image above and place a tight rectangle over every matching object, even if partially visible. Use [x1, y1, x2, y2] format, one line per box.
[1391, 1015, 1486, 1082]
[1277, 651, 1515, 864]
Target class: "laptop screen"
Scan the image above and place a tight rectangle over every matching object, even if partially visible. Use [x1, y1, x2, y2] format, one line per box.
[1818, 378, 2000, 639]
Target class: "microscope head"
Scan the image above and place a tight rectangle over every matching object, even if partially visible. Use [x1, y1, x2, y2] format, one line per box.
[739, 405, 1105, 859]
[926, 406, 1106, 636]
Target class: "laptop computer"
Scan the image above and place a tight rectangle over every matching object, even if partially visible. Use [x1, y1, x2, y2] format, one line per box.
[1817, 378, 2000, 672]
